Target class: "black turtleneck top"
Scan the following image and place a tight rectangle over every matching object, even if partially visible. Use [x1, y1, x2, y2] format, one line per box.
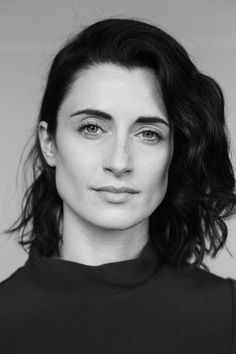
[0, 238, 235, 354]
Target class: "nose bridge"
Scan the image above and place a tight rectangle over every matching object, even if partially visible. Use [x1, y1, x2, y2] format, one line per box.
[104, 130, 132, 174]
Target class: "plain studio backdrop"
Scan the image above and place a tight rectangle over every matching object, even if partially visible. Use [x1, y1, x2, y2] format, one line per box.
[0, 0, 236, 281]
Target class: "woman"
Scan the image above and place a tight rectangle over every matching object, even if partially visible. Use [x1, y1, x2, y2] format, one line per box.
[0, 18, 235, 353]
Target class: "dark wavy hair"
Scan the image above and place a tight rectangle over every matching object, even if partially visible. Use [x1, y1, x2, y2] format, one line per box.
[5, 18, 236, 272]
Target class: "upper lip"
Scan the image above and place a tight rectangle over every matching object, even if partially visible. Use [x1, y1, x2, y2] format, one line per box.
[94, 185, 139, 194]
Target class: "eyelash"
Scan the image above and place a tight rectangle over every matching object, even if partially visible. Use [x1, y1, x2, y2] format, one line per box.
[77, 122, 163, 142]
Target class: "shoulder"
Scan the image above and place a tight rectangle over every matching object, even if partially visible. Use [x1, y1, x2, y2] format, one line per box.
[152, 263, 236, 353]
[0, 266, 26, 291]
[157, 263, 236, 349]
[0, 263, 48, 333]
[0, 265, 33, 301]
[159, 261, 234, 293]
[0, 267, 27, 327]
[157, 262, 235, 322]
[0, 262, 45, 308]
[229, 277, 236, 353]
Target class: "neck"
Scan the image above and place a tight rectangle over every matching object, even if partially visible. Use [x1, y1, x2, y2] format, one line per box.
[56, 205, 150, 266]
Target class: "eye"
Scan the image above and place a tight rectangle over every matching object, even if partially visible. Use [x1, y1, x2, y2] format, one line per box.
[138, 129, 163, 142]
[77, 122, 164, 142]
[77, 121, 104, 136]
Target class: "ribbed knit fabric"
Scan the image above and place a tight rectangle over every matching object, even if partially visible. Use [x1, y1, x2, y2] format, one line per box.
[24, 237, 162, 297]
[0, 237, 235, 354]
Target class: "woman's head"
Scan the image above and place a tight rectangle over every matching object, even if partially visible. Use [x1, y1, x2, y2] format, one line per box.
[7, 18, 236, 271]
[39, 63, 173, 235]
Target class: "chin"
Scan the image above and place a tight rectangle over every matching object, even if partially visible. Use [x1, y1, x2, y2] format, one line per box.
[87, 213, 145, 231]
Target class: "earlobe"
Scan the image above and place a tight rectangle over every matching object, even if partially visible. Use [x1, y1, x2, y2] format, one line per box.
[38, 121, 56, 167]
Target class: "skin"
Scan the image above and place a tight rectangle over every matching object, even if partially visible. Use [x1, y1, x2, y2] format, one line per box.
[38, 63, 174, 265]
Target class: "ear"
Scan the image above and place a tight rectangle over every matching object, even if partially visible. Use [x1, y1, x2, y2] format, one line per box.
[38, 121, 56, 167]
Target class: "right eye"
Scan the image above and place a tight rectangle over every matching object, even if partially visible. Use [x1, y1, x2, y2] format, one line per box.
[77, 122, 104, 137]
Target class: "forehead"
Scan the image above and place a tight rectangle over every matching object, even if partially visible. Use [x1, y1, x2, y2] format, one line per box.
[59, 63, 167, 120]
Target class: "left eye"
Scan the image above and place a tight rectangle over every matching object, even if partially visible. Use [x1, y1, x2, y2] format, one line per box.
[138, 130, 162, 141]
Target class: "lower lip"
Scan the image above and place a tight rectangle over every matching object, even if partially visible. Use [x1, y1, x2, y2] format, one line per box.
[94, 190, 136, 203]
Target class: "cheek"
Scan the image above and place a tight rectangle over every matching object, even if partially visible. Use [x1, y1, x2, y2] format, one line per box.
[142, 148, 172, 201]
[54, 139, 97, 199]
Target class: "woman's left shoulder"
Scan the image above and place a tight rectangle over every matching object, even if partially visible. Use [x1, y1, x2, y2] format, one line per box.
[189, 266, 236, 294]
[159, 264, 236, 352]
[160, 262, 236, 300]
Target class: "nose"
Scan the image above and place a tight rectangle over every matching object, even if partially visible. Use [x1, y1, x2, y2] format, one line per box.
[103, 136, 133, 176]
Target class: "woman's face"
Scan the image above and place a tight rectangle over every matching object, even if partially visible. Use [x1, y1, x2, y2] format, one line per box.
[44, 63, 173, 231]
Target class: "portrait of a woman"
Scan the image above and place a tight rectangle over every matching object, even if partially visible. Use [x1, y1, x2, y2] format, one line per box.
[0, 18, 235, 354]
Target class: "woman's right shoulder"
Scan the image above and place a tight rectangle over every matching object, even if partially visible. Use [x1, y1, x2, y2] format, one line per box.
[0, 264, 44, 327]
[0, 264, 41, 303]
[0, 266, 28, 296]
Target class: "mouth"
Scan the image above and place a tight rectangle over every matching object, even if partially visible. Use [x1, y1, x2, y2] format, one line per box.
[92, 188, 138, 203]
[93, 186, 139, 194]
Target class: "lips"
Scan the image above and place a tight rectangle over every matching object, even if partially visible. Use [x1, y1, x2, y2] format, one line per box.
[93, 186, 139, 194]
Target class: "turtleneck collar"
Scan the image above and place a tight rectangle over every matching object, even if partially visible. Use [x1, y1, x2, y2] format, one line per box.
[24, 237, 163, 297]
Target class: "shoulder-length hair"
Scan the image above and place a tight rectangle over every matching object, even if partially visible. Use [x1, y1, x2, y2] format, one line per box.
[5, 18, 236, 272]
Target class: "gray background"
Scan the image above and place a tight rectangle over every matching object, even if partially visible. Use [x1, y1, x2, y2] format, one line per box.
[1, 0, 236, 281]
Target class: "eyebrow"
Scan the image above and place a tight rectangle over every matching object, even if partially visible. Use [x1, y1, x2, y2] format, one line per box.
[70, 108, 170, 128]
